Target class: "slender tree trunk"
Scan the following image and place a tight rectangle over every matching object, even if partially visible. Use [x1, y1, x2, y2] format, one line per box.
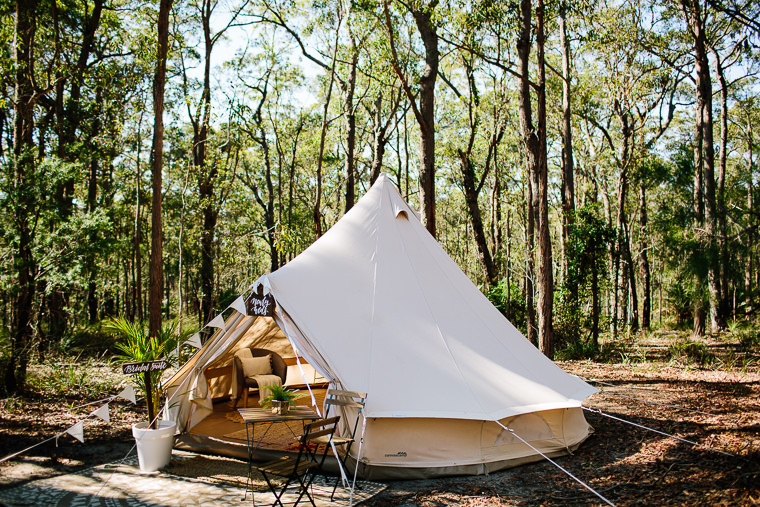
[526, 176, 537, 346]
[412, 4, 438, 237]
[86, 86, 103, 323]
[343, 28, 358, 212]
[459, 152, 497, 286]
[315, 25, 341, 238]
[639, 183, 651, 329]
[711, 44, 731, 325]
[247, 96, 280, 273]
[369, 93, 394, 184]
[591, 248, 600, 348]
[682, 0, 723, 333]
[149, 0, 173, 346]
[746, 123, 755, 315]
[625, 224, 639, 331]
[517, 0, 552, 356]
[6, 0, 38, 394]
[178, 169, 189, 340]
[384, 0, 438, 236]
[134, 115, 144, 322]
[559, 6, 575, 290]
[491, 134, 503, 268]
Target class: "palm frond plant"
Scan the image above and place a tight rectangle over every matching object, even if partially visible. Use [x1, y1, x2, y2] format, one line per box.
[107, 317, 184, 429]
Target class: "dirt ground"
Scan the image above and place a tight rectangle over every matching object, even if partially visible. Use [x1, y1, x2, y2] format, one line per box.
[1, 333, 759, 506]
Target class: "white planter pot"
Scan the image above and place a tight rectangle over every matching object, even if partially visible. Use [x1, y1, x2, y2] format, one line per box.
[132, 420, 176, 472]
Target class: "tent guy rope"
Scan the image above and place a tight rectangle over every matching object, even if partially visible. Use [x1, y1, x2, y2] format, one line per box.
[585, 379, 723, 417]
[582, 406, 741, 458]
[494, 421, 617, 507]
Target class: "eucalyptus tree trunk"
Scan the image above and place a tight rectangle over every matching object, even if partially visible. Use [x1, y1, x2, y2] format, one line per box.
[745, 121, 755, 314]
[315, 24, 341, 238]
[149, 0, 173, 340]
[6, 0, 38, 394]
[384, 0, 439, 237]
[412, 3, 438, 237]
[133, 111, 144, 321]
[681, 0, 723, 333]
[343, 25, 358, 212]
[639, 183, 651, 329]
[525, 177, 537, 346]
[559, 6, 575, 291]
[710, 44, 731, 324]
[195, 0, 216, 325]
[517, 0, 553, 357]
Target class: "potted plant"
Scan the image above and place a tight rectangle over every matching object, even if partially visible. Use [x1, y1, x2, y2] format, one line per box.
[260, 384, 305, 415]
[108, 317, 183, 472]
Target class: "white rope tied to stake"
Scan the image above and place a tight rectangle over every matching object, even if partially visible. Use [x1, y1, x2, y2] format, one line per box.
[494, 421, 617, 507]
[582, 406, 739, 458]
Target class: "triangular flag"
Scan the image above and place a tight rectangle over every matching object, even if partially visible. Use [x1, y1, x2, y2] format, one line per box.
[91, 403, 110, 423]
[65, 421, 84, 443]
[229, 296, 247, 316]
[117, 385, 136, 404]
[206, 314, 226, 330]
[185, 332, 202, 348]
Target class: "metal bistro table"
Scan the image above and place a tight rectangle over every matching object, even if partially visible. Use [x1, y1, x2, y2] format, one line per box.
[237, 406, 319, 501]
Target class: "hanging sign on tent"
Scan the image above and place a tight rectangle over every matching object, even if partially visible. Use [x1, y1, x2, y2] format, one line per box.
[122, 360, 169, 374]
[246, 285, 276, 317]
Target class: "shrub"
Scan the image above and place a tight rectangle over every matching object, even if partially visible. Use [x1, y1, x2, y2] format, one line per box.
[668, 339, 715, 367]
[26, 355, 120, 400]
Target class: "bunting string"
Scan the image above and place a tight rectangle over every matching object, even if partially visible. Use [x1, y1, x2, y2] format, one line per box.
[0, 385, 137, 464]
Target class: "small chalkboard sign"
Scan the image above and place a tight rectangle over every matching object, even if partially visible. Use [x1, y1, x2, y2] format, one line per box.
[246, 284, 276, 317]
[122, 360, 170, 375]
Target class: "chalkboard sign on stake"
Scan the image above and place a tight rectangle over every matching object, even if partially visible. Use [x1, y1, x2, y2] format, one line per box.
[122, 360, 170, 375]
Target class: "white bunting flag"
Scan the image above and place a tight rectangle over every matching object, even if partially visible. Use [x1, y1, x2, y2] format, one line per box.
[229, 295, 247, 316]
[91, 403, 110, 423]
[206, 314, 226, 330]
[117, 385, 136, 404]
[185, 332, 202, 349]
[65, 421, 84, 443]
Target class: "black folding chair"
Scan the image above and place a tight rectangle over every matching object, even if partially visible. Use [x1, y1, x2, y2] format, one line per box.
[319, 389, 367, 501]
[253, 416, 340, 507]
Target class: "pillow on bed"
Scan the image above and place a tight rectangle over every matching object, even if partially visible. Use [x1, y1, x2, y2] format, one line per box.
[240, 354, 273, 378]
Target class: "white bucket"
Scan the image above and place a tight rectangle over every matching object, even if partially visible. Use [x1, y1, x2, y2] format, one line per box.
[132, 420, 176, 472]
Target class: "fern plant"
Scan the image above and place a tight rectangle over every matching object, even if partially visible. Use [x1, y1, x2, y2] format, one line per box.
[260, 384, 305, 408]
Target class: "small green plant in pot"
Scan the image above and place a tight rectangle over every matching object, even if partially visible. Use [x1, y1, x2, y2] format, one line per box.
[260, 384, 305, 414]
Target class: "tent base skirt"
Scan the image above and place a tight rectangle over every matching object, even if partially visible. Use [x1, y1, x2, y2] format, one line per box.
[174, 426, 591, 481]
[350, 440, 587, 480]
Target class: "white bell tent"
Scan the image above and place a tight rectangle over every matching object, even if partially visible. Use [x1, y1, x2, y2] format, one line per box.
[164, 173, 597, 478]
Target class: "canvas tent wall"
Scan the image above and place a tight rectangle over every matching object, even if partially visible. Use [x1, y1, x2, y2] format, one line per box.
[164, 173, 597, 478]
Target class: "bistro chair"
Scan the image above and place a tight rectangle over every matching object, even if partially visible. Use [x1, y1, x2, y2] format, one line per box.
[318, 389, 367, 501]
[253, 416, 340, 507]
